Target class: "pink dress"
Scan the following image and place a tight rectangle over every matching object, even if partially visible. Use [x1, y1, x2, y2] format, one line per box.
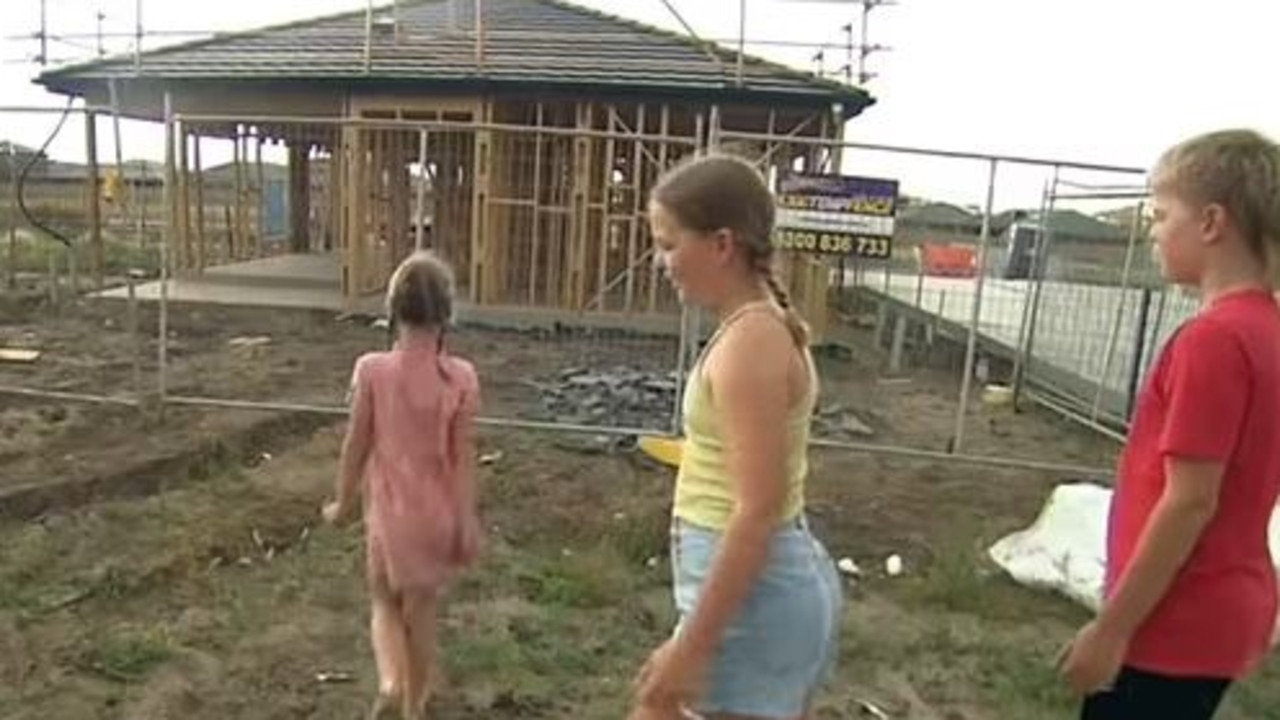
[348, 337, 481, 592]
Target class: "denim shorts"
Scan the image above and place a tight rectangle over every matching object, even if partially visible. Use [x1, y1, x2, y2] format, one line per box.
[671, 516, 843, 718]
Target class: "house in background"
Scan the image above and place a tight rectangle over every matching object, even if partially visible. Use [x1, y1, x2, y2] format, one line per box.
[35, 0, 872, 325]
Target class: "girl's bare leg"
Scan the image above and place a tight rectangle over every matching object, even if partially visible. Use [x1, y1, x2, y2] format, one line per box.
[369, 576, 409, 704]
[401, 589, 440, 718]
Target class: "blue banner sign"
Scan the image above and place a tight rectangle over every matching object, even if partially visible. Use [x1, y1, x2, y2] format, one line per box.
[774, 172, 900, 258]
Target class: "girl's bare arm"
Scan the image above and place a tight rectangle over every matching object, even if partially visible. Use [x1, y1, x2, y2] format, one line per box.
[452, 377, 480, 516]
[334, 362, 375, 514]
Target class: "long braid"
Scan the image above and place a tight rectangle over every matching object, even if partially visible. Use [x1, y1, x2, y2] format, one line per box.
[755, 255, 809, 347]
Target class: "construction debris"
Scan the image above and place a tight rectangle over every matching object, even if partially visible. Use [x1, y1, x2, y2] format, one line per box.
[526, 366, 678, 431]
[525, 366, 875, 442]
[812, 403, 875, 438]
[314, 671, 354, 684]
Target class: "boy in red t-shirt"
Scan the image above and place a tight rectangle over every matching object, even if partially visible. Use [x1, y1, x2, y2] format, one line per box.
[1061, 129, 1280, 719]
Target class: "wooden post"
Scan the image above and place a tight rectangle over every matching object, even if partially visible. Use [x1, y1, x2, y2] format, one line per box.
[193, 134, 206, 270]
[391, 132, 411, 264]
[255, 132, 265, 256]
[178, 128, 192, 271]
[367, 128, 381, 290]
[470, 118, 492, 304]
[595, 105, 616, 312]
[165, 120, 179, 277]
[545, 129, 565, 309]
[567, 102, 593, 309]
[288, 143, 311, 253]
[342, 125, 365, 301]
[329, 134, 342, 253]
[84, 111, 105, 288]
[527, 102, 543, 305]
[374, 129, 391, 287]
[486, 130, 505, 304]
[224, 205, 233, 260]
[625, 104, 645, 313]
[363, 127, 379, 294]
[233, 128, 244, 259]
[433, 132, 453, 261]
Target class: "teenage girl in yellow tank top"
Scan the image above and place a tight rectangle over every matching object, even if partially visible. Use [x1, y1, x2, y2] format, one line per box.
[629, 155, 843, 720]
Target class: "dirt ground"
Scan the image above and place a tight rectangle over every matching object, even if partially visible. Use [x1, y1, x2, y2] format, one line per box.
[2, 289, 1278, 719]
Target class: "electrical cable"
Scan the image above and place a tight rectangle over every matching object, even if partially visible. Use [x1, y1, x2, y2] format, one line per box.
[16, 97, 76, 248]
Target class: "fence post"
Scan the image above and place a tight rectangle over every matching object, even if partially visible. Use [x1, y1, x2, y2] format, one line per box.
[158, 92, 174, 413]
[1011, 169, 1059, 409]
[1013, 167, 1054, 407]
[1125, 287, 1153, 422]
[950, 157, 999, 453]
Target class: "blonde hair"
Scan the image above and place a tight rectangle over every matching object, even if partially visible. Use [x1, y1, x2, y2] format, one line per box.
[386, 250, 456, 330]
[650, 153, 809, 347]
[1152, 129, 1280, 280]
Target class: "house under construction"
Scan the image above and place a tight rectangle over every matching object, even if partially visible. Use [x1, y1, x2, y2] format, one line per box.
[36, 0, 873, 327]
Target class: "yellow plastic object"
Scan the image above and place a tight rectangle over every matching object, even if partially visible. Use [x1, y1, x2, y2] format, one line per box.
[982, 383, 1014, 407]
[638, 435, 684, 468]
[102, 169, 124, 203]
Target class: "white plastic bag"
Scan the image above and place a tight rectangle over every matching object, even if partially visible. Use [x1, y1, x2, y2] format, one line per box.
[988, 482, 1111, 611]
[989, 482, 1280, 642]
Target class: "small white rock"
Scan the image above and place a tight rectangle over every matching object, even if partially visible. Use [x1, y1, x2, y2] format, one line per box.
[837, 557, 862, 577]
[885, 554, 904, 577]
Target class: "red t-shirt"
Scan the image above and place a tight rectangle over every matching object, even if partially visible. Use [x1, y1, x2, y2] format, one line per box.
[1108, 288, 1280, 679]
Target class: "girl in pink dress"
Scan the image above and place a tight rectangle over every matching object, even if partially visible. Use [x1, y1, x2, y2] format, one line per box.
[323, 251, 481, 720]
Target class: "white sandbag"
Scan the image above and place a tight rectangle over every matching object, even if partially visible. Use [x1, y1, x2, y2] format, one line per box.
[990, 483, 1280, 631]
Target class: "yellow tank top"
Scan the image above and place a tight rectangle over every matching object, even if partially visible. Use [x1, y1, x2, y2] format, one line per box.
[673, 303, 817, 530]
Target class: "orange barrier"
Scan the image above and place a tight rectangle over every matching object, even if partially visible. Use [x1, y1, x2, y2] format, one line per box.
[916, 242, 977, 278]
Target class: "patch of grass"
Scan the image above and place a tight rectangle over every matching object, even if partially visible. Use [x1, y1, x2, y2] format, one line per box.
[974, 642, 1076, 718]
[75, 626, 172, 683]
[517, 544, 635, 609]
[1230, 659, 1280, 718]
[902, 539, 989, 614]
[607, 506, 669, 567]
[4, 229, 160, 277]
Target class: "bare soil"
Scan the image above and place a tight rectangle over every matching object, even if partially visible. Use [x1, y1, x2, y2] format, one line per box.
[2, 292, 1277, 719]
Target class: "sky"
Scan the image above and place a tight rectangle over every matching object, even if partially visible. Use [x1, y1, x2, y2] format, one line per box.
[1, 0, 1276, 212]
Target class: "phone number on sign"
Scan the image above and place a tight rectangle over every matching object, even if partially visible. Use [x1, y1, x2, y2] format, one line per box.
[774, 229, 892, 258]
